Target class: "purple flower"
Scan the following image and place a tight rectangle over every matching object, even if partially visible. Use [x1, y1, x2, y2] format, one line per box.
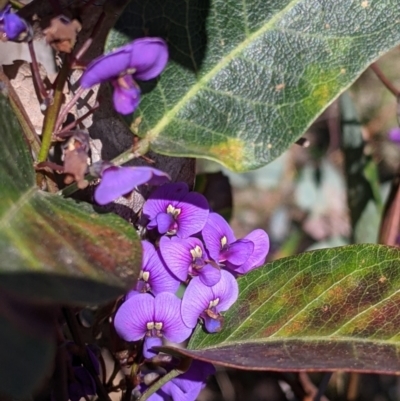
[159, 236, 221, 286]
[142, 360, 215, 401]
[114, 292, 192, 345]
[136, 241, 180, 295]
[181, 270, 238, 332]
[0, 5, 29, 41]
[143, 183, 209, 238]
[80, 38, 168, 114]
[389, 127, 400, 144]
[68, 367, 97, 401]
[94, 165, 170, 205]
[202, 212, 269, 274]
[52, 343, 99, 401]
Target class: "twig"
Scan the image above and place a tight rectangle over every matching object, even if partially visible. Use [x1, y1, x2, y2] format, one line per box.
[370, 63, 400, 97]
[54, 86, 85, 133]
[298, 372, 330, 401]
[57, 102, 99, 134]
[314, 373, 332, 401]
[346, 373, 359, 401]
[28, 40, 49, 102]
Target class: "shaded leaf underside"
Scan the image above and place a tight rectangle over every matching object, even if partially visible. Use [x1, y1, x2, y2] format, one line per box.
[165, 245, 400, 373]
[109, 0, 400, 170]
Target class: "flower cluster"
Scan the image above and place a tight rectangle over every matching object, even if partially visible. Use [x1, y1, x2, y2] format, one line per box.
[113, 182, 270, 401]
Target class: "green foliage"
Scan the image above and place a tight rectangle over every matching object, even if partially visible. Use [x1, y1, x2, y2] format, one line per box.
[107, 0, 400, 171]
[0, 91, 142, 304]
[163, 245, 400, 373]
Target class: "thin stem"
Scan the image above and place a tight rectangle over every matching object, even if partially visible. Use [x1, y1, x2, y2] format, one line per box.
[59, 138, 150, 197]
[9, 0, 25, 9]
[54, 86, 85, 133]
[138, 358, 192, 401]
[71, 9, 106, 66]
[314, 373, 332, 401]
[28, 40, 49, 102]
[38, 59, 70, 163]
[63, 307, 112, 401]
[370, 63, 400, 97]
[72, 38, 93, 65]
[57, 102, 99, 134]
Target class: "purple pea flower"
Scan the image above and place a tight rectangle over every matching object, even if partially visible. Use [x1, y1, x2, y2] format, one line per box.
[202, 212, 269, 274]
[143, 182, 209, 238]
[80, 38, 168, 115]
[114, 292, 192, 353]
[141, 360, 215, 401]
[136, 241, 180, 295]
[0, 5, 29, 41]
[94, 165, 170, 205]
[159, 236, 221, 286]
[389, 127, 400, 144]
[181, 270, 238, 332]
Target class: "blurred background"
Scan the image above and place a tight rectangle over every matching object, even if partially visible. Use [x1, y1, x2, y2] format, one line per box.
[194, 46, 400, 401]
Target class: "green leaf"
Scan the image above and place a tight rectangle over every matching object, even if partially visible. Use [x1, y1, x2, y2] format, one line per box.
[165, 245, 400, 373]
[0, 90, 141, 305]
[107, 0, 400, 171]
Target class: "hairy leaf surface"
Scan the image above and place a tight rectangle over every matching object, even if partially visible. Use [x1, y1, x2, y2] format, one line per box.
[108, 0, 400, 170]
[165, 245, 400, 373]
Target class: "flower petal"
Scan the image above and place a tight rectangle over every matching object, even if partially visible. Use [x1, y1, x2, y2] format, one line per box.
[198, 263, 221, 287]
[141, 241, 180, 295]
[128, 37, 169, 81]
[211, 270, 238, 312]
[159, 236, 194, 282]
[154, 292, 191, 343]
[80, 43, 134, 88]
[203, 315, 223, 333]
[94, 166, 152, 205]
[4, 12, 27, 40]
[112, 76, 141, 115]
[176, 192, 209, 238]
[221, 239, 253, 266]
[181, 277, 213, 328]
[114, 293, 155, 341]
[143, 336, 163, 359]
[173, 360, 215, 392]
[156, 212, 175, 235]
[389, 127, 400, 144]
[234, 229, 269, 274]
[143, 183, 189, 221]
[202, 212, 236, 259]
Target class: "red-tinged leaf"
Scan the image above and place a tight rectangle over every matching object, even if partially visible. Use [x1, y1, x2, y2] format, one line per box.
[162, 245, 400, 374]
[0, 84, 141, 305]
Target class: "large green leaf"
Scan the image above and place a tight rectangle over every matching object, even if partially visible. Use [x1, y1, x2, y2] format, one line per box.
[0, 90, 141, 305]
[107, 0, 400, 171]
[164, 245, 400, 373]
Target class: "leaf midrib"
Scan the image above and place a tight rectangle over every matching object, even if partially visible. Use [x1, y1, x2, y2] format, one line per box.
[0, 186, 36, 230]
[190, 334, 400, 351]
[146, 0, 299, 140]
